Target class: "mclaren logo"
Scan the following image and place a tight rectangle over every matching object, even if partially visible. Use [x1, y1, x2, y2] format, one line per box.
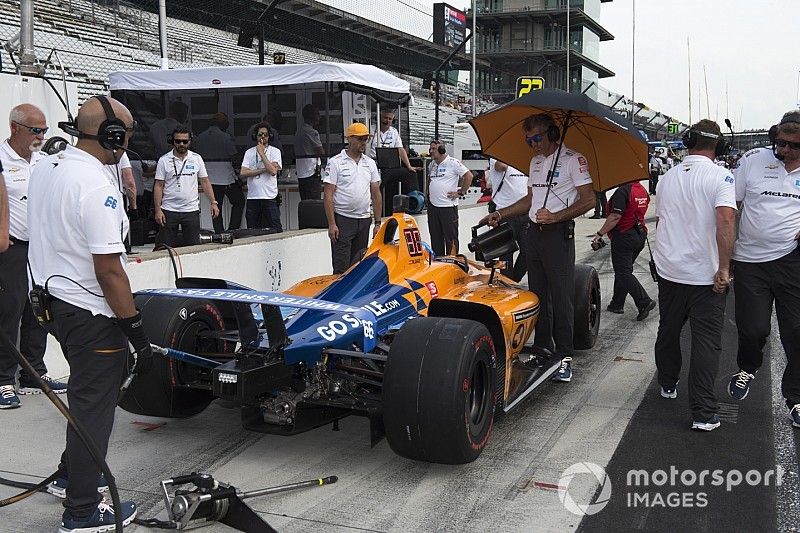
[179, 307, 188, 320]
[761, 190, 800, 200]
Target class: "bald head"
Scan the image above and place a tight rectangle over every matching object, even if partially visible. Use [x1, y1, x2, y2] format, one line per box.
[75, 96, 133, 138]
[9, 103, 45, 127]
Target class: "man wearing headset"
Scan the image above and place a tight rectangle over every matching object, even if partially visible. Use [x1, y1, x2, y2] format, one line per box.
[483, 114, 594, 383]
[426, 139, 472, 256]
[726, 110, 800, 429]
[240, 121, 283, 231]
[27, 96, 150, 530]
[651, 119, 736, 432]
[0, 104, 68, 410]
[153, 127, 220, 247]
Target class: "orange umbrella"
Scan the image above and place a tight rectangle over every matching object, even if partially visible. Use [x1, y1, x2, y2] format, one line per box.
[469, 89, 649, 192]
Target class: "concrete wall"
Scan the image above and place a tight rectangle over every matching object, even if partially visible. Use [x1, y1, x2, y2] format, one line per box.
[43, 204, 491, 379]
[0, 73, 79, 139]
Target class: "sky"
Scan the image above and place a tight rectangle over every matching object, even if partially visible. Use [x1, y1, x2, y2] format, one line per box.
[416, 0, 799, 130]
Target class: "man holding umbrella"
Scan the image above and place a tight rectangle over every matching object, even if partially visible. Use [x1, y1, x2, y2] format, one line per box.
[484, 113, 595, 382]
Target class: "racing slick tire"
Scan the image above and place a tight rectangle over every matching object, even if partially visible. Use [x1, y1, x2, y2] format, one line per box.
[118, 296, 231, 418]
[383, 317, 497, 464]
[573, 263, 601, 350]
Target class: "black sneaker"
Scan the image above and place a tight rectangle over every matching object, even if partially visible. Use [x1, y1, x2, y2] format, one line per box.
[636, 300, 656, 321]
[660, 384, 677, 399]
[790, 405, 800, 428]
[728, 370, 756, 401]
[691, 414, 721, 431]
[606, 305, 624, 314]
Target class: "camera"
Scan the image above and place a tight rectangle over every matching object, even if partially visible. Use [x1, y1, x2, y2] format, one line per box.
[591, 236, 607, 251]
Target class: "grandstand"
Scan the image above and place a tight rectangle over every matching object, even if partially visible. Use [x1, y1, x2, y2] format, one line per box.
[0, 0, 687, 146]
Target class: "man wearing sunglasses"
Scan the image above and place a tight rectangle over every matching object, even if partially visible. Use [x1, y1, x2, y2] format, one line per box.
[153, 127, 220, 247]
[323, 122, 382, 274]
[728, 110, 800, 429]
[241, 122, 283, 231]
[483, 113, 595, 383]
[0, 104, 67, 409]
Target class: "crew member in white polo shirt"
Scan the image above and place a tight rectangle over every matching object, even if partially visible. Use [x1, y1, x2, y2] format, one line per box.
[486, 158, 529, 281]
[323, 122, 382, 274]
[154, 127, 219, 247]
[368, 108, 420, 216]
[241, 121, 283, 231]
[28, 95, 146, 531]
[426, 140, 472, 256]
[727, 111, 800, 428]
[483, 113, 595, 384]
[193, 112, 245, 232]
[652, 119, 736, 432]
[0, 104, 67, 409]
[295, 104, 325, 200]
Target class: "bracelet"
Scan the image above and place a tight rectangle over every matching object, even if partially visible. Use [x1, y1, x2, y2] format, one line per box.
[374, 219, 382, 224]
[596, 231, 603, 237]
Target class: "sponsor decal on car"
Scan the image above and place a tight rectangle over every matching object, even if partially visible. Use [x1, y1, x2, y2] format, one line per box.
[513, 306, 539, 322]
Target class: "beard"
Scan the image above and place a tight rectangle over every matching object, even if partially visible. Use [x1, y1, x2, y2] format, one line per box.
[29, 140, 43, 152]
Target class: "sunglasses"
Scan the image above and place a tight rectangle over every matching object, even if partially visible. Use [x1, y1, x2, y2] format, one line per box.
[13, 121, 48, 135]
[775, 139, 800, 150]
[525, 133, 544, 146]
[256, 132, 269, 137]
[173, 139, 190, 145]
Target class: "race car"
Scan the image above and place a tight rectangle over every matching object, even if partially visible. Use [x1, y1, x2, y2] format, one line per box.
[120, 197, 600, 464]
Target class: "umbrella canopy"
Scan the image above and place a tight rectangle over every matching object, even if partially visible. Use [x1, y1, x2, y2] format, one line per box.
[469, 90, 649, 192]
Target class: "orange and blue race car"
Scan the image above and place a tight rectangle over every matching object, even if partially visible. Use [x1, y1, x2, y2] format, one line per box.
[120, 197, 600, 464]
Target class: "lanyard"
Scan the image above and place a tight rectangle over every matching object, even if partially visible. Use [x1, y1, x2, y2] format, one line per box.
[171, 156, 189, 190]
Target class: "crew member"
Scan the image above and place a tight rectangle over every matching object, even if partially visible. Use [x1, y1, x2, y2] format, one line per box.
[484, 113, 595, 383]
[193, 112, 245, 232]
[652, 119, 736, 432]
[241, 122, 283, 231]
[323, 122, 382, 274]
[153, 127, 219, 247]
[426, 140, 472, 256]
[295, 104, 325, 200]
[0, 104, 67, 410]
[592, 180, 655, 319]
[369, 108, 419, 215]
[649, 152, 663, 195]
[727, 111, 800, 428]
[28, 95, 150, 531]
[0, 165, 7, 253]
[486, 158, 528, 281]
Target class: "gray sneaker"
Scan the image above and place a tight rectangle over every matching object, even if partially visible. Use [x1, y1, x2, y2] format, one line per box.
[0, 385, 20, 409]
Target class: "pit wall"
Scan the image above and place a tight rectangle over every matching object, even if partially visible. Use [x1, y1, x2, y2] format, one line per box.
[43, 204, 490, 379]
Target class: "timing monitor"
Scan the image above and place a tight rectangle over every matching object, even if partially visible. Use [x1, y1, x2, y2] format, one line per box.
[375, 147, 402, 170]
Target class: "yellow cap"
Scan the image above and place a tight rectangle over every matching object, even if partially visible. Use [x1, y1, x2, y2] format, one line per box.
[345, 122, 370, 137]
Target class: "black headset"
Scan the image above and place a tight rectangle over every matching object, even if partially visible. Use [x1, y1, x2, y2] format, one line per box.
[768, 114, 800, 143]
[167, 128, 193, 145]
[545, 123, 560, 142]
[58, 95, 129, 150]
[682, 128, 730, 158]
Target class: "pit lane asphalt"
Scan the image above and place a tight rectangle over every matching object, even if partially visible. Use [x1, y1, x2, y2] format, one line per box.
[2, 197, 798, 532]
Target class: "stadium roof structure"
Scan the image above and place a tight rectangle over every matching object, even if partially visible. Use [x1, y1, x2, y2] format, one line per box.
[109, 62, 411, 103]
[123, 0, 489, 79]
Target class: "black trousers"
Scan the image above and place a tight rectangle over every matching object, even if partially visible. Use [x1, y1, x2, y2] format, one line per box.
[298, 171, 322, 200]
[649, 171, 659, 195]
[246, 199, 282, 231]
[608, 230, 651, 311]
[500, 214, 529, 282]
[45, 299, 127, 518]
[211, 182, 245, 233]
[526, 222, 575, 357]
[593, 191, 608, 217]
[427, 205, 459, 256]
[655, 278, 727, 420]
[158, 209, 200, 248]
[331, 213, 371, 274]
[0, 241, 48, 387]
[734, 250, 800, 407]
